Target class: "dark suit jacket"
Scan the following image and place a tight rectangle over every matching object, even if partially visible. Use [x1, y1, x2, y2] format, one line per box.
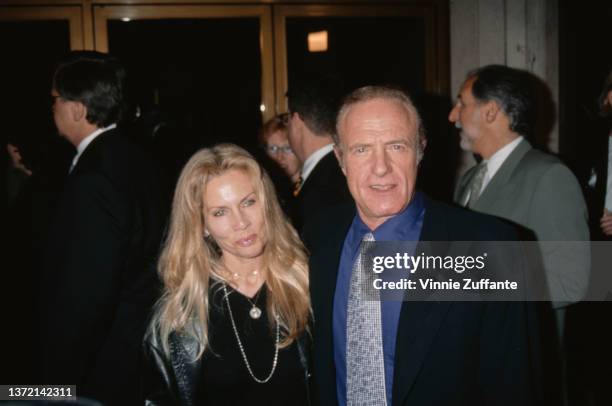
[291, 150, 351, 231]
[584, 132, 610, 240]
[303, 196, 539, 406]
[41, 128, 166, 405]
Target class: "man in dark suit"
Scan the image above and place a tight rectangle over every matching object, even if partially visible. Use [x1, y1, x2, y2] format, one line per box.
[286, 75, 351, 231]
[586, 69, 612, 239]
[41, 51, 165, 405]
[303, 85, 538, 405]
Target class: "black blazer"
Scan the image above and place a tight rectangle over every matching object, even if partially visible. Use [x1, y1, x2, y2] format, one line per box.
[291, 150, 351, 232]
[584, 132, 610, 240]
[41, 128, 166, 405]
[143, 323, 312, 406]
[303, 196, 540, 406]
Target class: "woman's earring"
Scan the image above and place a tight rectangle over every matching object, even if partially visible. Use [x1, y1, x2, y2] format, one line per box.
[204, 230, 210, 238]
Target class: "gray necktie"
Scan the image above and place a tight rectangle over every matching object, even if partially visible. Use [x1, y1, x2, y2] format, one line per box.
[465, 162, 487, 208]
[346, 232, 387, 406]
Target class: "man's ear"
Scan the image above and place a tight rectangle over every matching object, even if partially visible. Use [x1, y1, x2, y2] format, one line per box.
[333, 144, 346, 175]
[292, 111, 302, 124]
[291, 111, 306, 133]
[70, 101, 87, 123]
[483, 100, 500, 124]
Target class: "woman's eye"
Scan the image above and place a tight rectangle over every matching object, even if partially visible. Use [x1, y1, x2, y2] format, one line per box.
[243, 198, 256, 207]
[213, 209, 225, 217]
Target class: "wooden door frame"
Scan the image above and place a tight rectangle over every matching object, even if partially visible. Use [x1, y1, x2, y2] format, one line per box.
[0, 5, 84, 49]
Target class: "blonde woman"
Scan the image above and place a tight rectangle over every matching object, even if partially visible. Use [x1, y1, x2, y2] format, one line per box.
[144, 144, 311, 405]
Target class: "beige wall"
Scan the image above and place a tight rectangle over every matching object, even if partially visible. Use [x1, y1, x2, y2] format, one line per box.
[450, 0, 559, 175]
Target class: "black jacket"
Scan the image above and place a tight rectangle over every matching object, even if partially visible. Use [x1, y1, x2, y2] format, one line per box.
[291, 150, 351, 232]
[40, 128, 166, 405]
[143, 328, 311, 406]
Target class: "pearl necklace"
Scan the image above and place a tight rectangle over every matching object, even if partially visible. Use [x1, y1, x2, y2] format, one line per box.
[228, 269, 259, 282]
[222, 284, 279, 383]
[223, 268, 262, 319]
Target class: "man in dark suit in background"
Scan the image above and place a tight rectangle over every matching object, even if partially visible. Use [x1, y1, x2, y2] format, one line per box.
[587, 69, 612, 239]
[303, 85, 539, 405]
[41, 51, 165, 404]
[286, 75, 351, 231]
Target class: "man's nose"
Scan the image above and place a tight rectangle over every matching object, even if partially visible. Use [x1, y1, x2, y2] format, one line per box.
[372, 147, 391, 177]
[448, 104, 459, 123]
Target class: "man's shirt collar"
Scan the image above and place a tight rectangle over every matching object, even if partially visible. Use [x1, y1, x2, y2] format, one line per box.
[301, 143, 335, 182]
[348, 191, 426, 245]
[71, 123, 117, 171]
[482, 136, 523, 190]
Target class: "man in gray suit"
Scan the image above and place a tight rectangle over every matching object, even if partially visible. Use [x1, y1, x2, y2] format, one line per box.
[450, 65, 590, 326]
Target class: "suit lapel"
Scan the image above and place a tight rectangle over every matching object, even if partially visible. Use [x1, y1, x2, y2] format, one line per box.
[474, 139, 531, 211]
[392, 198, 452, 406]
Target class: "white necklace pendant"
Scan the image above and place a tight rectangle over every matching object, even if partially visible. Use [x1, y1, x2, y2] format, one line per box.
[249, 306, 262, 319]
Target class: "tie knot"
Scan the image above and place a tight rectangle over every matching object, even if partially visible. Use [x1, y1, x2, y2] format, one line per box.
[362, 232, 375, 242]
[292, 176, 304, 197]
[476, 161, 487, 174]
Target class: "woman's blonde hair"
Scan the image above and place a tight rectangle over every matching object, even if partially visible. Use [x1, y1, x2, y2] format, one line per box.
[148, 143, 310, 359]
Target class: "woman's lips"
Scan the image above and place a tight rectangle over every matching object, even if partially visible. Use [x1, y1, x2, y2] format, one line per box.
[236, 234, 257, 247]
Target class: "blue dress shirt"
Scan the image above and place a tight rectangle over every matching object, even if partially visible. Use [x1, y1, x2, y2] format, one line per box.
[333, 192, 425, 406]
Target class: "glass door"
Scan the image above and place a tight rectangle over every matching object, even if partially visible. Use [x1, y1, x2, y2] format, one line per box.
[273, 4, 448, 113]
[93, 5, 274, 175]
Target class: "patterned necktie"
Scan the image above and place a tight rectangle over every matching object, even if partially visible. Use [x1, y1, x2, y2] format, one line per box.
[465, 162, 487, 208]
[346, 232, 387, 406]
[293, 175, 303, 197]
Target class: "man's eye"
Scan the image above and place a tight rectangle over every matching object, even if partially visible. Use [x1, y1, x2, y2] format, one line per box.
[355, 146, 367, 154]
[390, 144, 405, 151]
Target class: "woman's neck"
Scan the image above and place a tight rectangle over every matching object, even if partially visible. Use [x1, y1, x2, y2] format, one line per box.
[221, 256, 265, 298]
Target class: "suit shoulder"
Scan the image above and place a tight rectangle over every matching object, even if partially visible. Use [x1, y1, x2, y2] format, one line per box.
[426, 198, 518, 241]
[519, 148, 581, 185]
[100, 129, 151, 163]
[307, 152, 347, 187]
[302, 201, 354, 249]
[98, 130, 158, 175]
[520, 148, 565, 172]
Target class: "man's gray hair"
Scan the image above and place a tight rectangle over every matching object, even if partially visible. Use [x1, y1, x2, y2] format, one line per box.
[334, 85, 426, 160]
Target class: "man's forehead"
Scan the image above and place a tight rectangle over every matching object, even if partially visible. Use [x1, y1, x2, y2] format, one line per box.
[341, 98, 415, 136]
[346, 98, 413, 122]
